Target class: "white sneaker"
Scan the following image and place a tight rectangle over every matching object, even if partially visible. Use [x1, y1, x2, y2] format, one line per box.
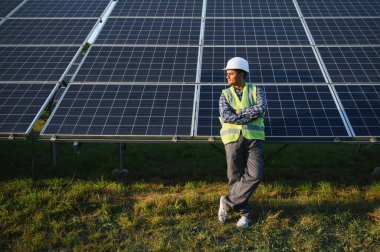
[236, 216, 252, 228]
[218, 196, 228, 223]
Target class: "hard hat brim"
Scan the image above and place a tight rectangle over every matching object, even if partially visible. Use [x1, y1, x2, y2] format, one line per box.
[222, 67, 249, 73]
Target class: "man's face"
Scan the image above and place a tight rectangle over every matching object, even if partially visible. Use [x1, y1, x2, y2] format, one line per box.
[226, 70, 244, 86]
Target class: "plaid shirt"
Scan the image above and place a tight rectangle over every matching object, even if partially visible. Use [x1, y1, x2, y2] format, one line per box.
[219, 85, 267, 125]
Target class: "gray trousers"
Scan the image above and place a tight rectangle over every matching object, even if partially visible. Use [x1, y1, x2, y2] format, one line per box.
[222, 134, 264, 218]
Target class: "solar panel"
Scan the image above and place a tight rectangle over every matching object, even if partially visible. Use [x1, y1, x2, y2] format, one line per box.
[74, 46, 198, 83]
[0, 0, 24, 17]
[207, 0, 299, 18]
[204, 18, 310, 46]
[196, 84, 226, 137]
[306, 18, 380, 45]
[95, 18, 201, 45]
[0, 83, 56, 136]
[197, 84, 349, 138]
[297, 0, 380, 17]
[334, 85, 380, 137]
[201, 47, 325, 83]
[0, 46, 79, 82]
[12, 0, 110, 18]
[0, 19, 97, 45]
[110, 0, 203, 17]
[41, 84, 195, 138]
[319, 47, 380, 83]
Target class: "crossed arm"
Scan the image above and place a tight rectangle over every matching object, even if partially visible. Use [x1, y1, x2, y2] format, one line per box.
[219, 86, 267, 125]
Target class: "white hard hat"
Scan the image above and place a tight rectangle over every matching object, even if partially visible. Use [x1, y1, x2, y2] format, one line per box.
[222, 57, 249, 73]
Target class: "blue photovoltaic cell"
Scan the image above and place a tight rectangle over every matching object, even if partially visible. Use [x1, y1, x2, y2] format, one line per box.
[74, 46, 198, 83]
[41, 84, 195, 137]
[297, 0, 380, 17]
[201, 47, 325, 83]
[207, 0, 298, 18]
[0, 46, 79, 82]
[0, 19, 97, 45]
[307, 18, 380, 45]
[0, 83, 56, 135]
[335, 85, 380, 137]
[197, 85, 349, 138]
[12, 0, 110, 18]
[319, 47, 380, 83]
[0, 0, 24, 17]
[95, 18, 201, 45]
[110, 0, 203, 17]
[204, 19, 310, 46]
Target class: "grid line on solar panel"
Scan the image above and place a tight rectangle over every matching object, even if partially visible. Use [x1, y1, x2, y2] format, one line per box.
[306, 18, 380, 45]
[41, 84, 195, 137]
[95, 18, 201, 45]
[196, 84, 349, 137]
[0, 0, 24, 17]
[0, 83, 56, 134]
[73, 46, 199, 83]
[204, 18, 310, 45]
[12, 0, 111, 18]
[319, 47, 380, 83]
[0, 46, 79, 82]
[110, 0, 203, 17]
[297, 0, 380, 17]
[334, 85, 380, 137]
[207, 0, 299, 18]
[201, 47, 325, 83]
[0, 18, 97, 45]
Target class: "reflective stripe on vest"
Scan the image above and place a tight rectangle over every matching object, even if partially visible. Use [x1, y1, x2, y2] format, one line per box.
[220, 83, 265, 144]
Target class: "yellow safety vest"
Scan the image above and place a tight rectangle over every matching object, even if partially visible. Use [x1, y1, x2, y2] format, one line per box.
[220, 83, 265, 145]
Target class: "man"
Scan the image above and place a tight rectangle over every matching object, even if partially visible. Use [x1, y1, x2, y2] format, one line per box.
[218, 57, 267, 228]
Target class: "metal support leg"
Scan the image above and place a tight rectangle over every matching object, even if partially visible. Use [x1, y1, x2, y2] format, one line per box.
[112, 143, 129, 178]
[209, 143, 225, 156]
[357, 144, 363, 153]
[118, 143, 123, 169]
[73, 142, 82, 154]
[51, 142, 56, 168]
[31, 130, 36, 178]
[358, 144, 374, 154]
[265, 144, 289, 167]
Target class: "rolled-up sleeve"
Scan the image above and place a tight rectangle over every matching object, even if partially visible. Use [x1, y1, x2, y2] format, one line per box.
[219, 93, 250, 125]
[239, 86, 267, 119]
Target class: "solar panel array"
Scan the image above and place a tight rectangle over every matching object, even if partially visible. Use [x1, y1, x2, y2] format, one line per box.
[0, 0, 106, 138]
[0, 0, 378, 141]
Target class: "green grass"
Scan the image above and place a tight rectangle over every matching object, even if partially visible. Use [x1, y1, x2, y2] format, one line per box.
[0, 137, 379, 251]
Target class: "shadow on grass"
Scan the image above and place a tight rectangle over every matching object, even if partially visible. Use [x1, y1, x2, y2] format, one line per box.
[0, 136, 379, 186]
